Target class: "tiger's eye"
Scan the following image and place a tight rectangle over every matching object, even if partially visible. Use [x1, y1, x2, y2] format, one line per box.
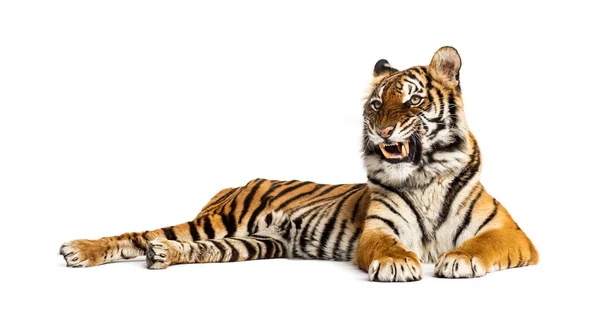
[370, 100, 382, 111]
[410, 95, 422, 105]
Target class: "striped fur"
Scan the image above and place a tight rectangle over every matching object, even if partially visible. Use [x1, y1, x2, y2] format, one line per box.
[356, 47, 538, 281]
[60, 47, 537, 282]
[60, 180, 370, 268]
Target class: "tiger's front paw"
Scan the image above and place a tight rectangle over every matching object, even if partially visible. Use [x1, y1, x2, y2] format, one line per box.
[434, 251, 486, 278]
[146, 238, 172, 270]
[368, 253, 422, 282]
[59, 239, 108, 267]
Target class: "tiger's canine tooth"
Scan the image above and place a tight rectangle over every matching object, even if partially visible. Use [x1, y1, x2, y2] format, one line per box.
[378, 144, 391, 159]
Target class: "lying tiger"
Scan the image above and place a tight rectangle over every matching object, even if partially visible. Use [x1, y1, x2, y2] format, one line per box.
[60, 47, 538, 281]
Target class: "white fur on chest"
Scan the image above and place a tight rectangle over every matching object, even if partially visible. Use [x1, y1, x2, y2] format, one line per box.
[374, 175, 479, 264]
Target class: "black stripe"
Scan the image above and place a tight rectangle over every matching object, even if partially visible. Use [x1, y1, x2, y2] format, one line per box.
[365, 215, 400, 236]
[269, 181, 313, 204]
[130, 233, 145, 251]
[274, 184, 324, 211]
[351, 189, 368, 222]
[279, 240, 288, 257]
[426, 87, 447, 136]
[452, 186, 484, 247]
[303, 184, 364, 207]
[264, 213, 273, 226]
[203, 216, 215, 239]
[227, 192, 240, 217]
[222, 239, 239, 262]
[332, 220, 348, 260]
[436, 87, 445, 115]
[475, 198, 499, 235]
[430, 134, 466, 155]
[188, 221, 201, 241]
[207, 188, 238, 207]
[372, 196, 408, 223]
[288, 185, 360, 217]
[238, 179, 267, 223]
[210, 240, 228, 262]
[288, 203, 322, 217]
[398, 192, 430, 244]
[420, 115, 430, 132]
[368, 176, 429, 243]
[245, 181, 309, 234]
[306, 184, 344, 200]
[407, 71, 424, 88]
[279, 216, 291, 241]
[345, 227, 362, 260]
[435, 139, 481, 230]
[318, 188, 362, 258]
[258, 180, 290, 206]
[219, 187, 244, 215]
[304, 205, 333, 258]
[272, 240, 281, 258]
[255, 238, 263, 258]
[221, 213, 237, 237]
[255, 237, 275, 258]
[373, 263, 381, 281]
[299, 208, 323, 256]
[162, 227, 177, 240]
[447, 92, 457, 128]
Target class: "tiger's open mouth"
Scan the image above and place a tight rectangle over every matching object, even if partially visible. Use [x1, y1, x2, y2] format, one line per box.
[375, 135, 421, 164]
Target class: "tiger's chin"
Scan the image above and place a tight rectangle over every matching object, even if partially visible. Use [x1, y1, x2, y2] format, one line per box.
[363, 154, 422, 189]
[364, 136, 435, 189]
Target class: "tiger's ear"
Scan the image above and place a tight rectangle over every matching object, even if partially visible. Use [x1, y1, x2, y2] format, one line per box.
[429, 46, 461, 87]
[373, 59, 398, 77]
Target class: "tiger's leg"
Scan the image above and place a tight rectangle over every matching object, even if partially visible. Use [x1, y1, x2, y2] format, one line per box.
[146, 211, 293, 269]
[59, 188, 239, 268]
[355, 229, 422, 282]
[434, 227, 538, 278]
[59, 180, 280, 267]
[434, 196, 538, 278]
[59, 217, 215, 268]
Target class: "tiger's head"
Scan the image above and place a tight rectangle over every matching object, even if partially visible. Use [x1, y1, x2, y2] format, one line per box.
[363, 47, 473, 188]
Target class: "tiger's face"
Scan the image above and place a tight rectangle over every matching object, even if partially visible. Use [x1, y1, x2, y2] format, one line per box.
[363, 47, 472, 188]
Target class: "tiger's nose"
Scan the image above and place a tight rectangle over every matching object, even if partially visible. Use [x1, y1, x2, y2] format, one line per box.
[376, 125, 395, 138]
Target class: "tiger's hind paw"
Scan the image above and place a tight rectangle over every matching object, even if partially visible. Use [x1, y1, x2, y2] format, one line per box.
[60, 239, 107, 267]
[146, 238, 171, 270]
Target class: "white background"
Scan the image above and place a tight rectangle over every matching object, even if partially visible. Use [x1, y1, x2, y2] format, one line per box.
[1, 1, 598, 308]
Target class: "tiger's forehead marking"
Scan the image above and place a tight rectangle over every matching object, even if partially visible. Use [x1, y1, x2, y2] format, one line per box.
[375, 70, 427, 104]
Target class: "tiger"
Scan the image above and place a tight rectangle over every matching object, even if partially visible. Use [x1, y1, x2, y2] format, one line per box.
[60, 46, 538, 281]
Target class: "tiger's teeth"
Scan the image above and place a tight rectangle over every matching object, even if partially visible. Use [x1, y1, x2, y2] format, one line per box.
[401, 143, 407, 157]
[403, 141, 410, 155]
[378, 144, 391, 159]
